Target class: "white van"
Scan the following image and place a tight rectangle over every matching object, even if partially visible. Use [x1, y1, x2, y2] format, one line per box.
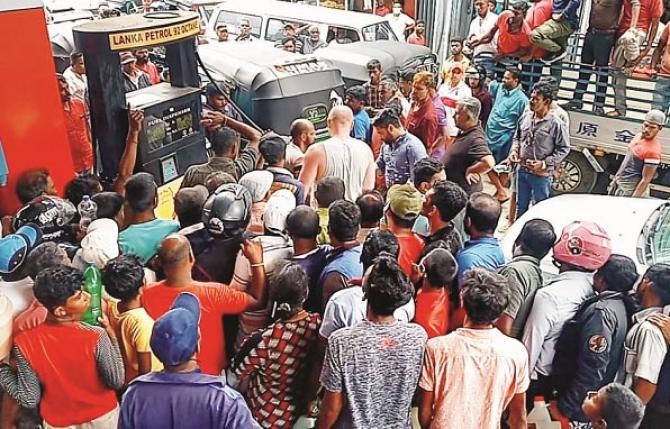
[205, 0, 398, 45]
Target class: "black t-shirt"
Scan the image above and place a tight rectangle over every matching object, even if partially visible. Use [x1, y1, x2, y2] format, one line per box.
[187, 228, 244, 284]
[442, 125, 492, 194]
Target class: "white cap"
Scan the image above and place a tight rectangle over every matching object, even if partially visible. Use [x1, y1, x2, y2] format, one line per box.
[645, 109, 666, 126]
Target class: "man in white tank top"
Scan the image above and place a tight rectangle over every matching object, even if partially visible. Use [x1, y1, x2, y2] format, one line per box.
[299, 106, 376, 202]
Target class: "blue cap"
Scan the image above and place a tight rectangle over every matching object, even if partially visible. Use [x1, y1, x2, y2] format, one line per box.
[0, 224, 42, 275]
[150, 292, 201, 366]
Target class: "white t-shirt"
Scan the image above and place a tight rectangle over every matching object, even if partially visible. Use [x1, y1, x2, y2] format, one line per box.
[322, 136, 375, 202]
[468, 12, 498, 57]
[320, 285, 416, 339]
[386, 13, 415, 42]
[0, 277, 34, 317]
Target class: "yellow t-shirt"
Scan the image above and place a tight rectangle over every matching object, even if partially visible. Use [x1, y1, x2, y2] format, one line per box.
[107, 302, 163, 384]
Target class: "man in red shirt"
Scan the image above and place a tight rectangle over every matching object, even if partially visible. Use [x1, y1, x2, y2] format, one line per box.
[407, 71, 440, 151]
[142, 234, 268, 375]
[407, 20, 426, 45]
[132, 49, 160, 85]
[58, 74, 94, 174]
[385, 184, 426, 276]
[468, 1, 532, 60]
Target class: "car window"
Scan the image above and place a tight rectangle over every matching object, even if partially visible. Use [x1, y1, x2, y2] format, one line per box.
[214, 11, 262, 38]
[325, 26, 360, 44]
[362, 21, 398, 41]
[266, 18, 310, 42]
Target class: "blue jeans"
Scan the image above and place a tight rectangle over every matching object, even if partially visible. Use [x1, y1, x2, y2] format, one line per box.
[653, 77, 670, 116]
[516, 168, 553, 217]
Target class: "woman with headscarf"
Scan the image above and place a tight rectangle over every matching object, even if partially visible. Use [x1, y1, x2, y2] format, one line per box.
[231, 263, 321, 429]
[239, 170, 274, 235]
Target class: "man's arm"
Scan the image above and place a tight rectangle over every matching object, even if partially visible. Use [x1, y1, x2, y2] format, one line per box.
[417, 388, 435, 429]
[632, 18, 660, 68]
[496, 267, 525, 336]
[136, 352, 153, 376]
[507, 392, 527, 429]
[95, 315, 126, 390]
[0, 347, 41, 409]
[319, 390, 344, 429]
[651, 26, 669, 71]
[634, 377, 658, 404]
[202, 111, 262, 149]
[113, 109, 144, 195]
[239, 239, 267, 311]
[321, 273, 350, 312]
[628, 0, 642, 33]
[521, 291, 554, 373]
[298, 145, 324, 198]
[465, 155, 495, 184]
[362, 152, 377, 193]
[543, 121, 571, 170]
[319, 338, 344, 429]
[632, 164, 658, 197]
[469, 25, 498, 47]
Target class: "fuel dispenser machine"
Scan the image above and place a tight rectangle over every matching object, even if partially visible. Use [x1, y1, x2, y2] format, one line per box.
[73, 11, 207, 186]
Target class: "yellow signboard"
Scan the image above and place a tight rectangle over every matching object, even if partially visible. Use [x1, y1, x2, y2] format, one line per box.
[155, 176, 183, 220]
[109, 18, 200, 51]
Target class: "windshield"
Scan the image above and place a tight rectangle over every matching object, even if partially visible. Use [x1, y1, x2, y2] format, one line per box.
[642, 204, 670, 264]
[361, 21, 398, 41]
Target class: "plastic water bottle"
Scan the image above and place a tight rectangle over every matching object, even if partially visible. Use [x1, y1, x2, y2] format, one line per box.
[82, 264, 102, 326]
[77, 195, 97, 232]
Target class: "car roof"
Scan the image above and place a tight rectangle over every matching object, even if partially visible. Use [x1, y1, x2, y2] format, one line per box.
[213, 0, 389, 27]
[165, 0, 224, 7]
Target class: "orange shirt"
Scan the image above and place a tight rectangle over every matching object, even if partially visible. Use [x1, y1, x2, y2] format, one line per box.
[619, 0, 664, 33]
[63, 98, 93, 173]
[496, 11, 532, 55]
[141, 280, 251, 375]
[135, 62, 160, 85]
[396, 234, 425, 276]
[14, 323, 118, 427]
[414, 288, 450, 338]
[658, 25, 670, 74]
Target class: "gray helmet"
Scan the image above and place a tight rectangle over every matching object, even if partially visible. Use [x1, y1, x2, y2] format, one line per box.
[201, 183, 252, 238]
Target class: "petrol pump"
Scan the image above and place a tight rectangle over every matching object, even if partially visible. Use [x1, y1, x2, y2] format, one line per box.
[72, 11, 207, 192]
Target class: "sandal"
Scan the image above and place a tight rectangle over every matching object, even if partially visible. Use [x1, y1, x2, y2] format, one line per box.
[606, 110, 624, 118]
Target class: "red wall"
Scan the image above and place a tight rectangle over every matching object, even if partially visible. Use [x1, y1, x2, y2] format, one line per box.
[0, 6, 74, 216]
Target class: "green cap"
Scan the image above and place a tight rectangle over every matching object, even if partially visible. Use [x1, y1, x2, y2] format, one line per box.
[386, 184, 425, 220]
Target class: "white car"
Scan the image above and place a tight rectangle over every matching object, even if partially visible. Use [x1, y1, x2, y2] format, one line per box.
[500, 194, 670, 276]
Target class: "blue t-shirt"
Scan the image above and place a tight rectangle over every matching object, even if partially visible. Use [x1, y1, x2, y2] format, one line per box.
[119, 218, 180, 264]
[456, 236, 506, 284]
[351, 109, 371, 143]
[120, 371, 260, 428]
[486, 82, 528, 151]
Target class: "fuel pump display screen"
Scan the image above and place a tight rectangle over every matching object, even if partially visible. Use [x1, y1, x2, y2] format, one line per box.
[144, 103, 197, 152]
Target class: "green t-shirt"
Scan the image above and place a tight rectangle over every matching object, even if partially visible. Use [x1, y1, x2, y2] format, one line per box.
[118, 219, 180, 264]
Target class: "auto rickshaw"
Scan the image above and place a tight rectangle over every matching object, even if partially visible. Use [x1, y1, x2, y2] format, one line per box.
[198, 41, 345, 137]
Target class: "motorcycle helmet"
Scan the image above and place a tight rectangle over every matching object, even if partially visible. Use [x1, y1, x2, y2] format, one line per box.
[466, 64, 487, 84]
[553, 221, 612, 271]
[13, 196, 76, 242]
[201, 184, 252, 238]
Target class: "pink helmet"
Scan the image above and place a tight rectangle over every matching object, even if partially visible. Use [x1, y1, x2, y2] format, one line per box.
[553, 221, 612, 271]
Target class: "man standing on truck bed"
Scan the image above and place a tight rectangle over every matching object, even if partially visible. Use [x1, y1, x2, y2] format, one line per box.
[608, 109, 665, 198]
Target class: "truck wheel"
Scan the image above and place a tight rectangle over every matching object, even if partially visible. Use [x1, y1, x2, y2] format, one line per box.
[552, 152, 597, 194]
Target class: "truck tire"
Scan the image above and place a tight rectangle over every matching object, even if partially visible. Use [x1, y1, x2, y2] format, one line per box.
[552, 151, 598, 194]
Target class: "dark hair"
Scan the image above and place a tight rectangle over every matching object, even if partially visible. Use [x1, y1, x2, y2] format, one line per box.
[361, 229, 400, 270]
[26, 242, 68, 279]
[515, 218, 556, 259]
[205, 171, 236, 193]
[328, 200, 361, 242]
[16, 168, 51, 204]
[365, 255, 413, 316]
[414, 158, 444, 188]
[271, 263, 309, 320]
[92, 192, 125, 220]
[531, 81, 555, 102]
[450, 38, 463, 45]
[373, 109, 402, 128]
[70, 52, 84, 63]
[538, 75, 559, 98]
[504, 66, 521, 82]
[64, 175, 102, 207]
[315, 177, 345, 208]
[209, 127, 239, 156]
[34, 265, 84, 310]
[416, 19, 425, 25]
[601, 383, 645, 429]
[596, 255, 638, 293]
[345, 85, 368, 104]
[174, 186, 208, 228]
[206, 81, 229, 98]
[431, 180, 468, 222]
[259, 136, 287, 166]
[356, 191, 384, 228]
[124, 172, 157, 213]
[466, 192, 501, 234]
[366, 59, 382, 71]
[102, 254, 145, 302]
[286, 206, 320, 239]
[281, 36, 297, 45]
[422, 248, 458, 287]
[645, 263, 670, 304]
[461, 268, 509, 324]
[399, 69, 415, 82]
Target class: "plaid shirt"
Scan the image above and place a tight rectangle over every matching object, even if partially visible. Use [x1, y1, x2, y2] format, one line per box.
[233, 313, 321, 428]
[364, 81, 384, 109]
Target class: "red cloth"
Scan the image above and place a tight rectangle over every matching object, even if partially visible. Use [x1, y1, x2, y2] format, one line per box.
[135, 62, 160, 85]
[397, 234, 425, 276]
[142, 280, 251, 375]
[407, 33, 426, 45]
[414, 288, 450, 338]
[619, 0, 664, 33]
[63, 98, 93, 173]
[526, 0, 552, 29]
[496, 11, 532, 55]
[14, 323, 118, 427]
[406, 100, 439, 150]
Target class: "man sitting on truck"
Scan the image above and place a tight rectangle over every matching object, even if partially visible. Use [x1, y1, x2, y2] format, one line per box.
[527, 0, 582, 63]
[608, 109, 665, 198]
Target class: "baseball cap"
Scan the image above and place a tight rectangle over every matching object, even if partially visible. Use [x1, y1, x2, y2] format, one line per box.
[451, 64, 463, 73]
[120, 51, 136, 65]
[0, 223, 42, 274]
[386, 184, 425, 220]
[264, 189, 296, 234]
[645, 109, 666, 126]
[150, 292, 201, 367]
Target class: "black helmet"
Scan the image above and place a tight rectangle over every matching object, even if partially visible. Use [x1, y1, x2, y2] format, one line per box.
[13, 196, 76, 242]
[201, 184, 252, 238]
[466, 65, 487, 84]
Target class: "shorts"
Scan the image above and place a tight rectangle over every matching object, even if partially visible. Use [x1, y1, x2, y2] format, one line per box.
[491, 139, 513, 165]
